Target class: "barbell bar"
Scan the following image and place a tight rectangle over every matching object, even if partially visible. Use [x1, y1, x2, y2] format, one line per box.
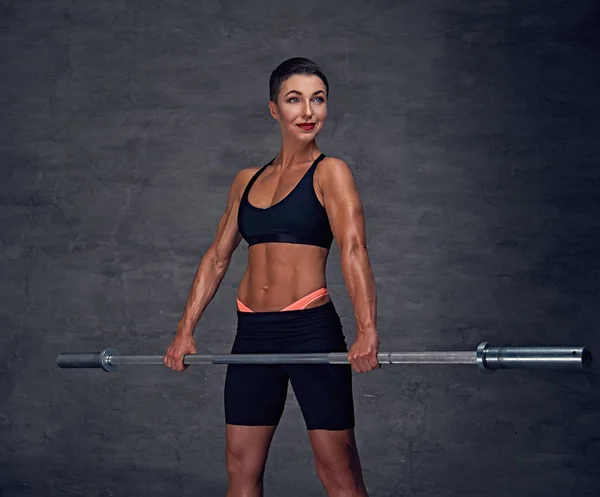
[56, 341, 592, 373]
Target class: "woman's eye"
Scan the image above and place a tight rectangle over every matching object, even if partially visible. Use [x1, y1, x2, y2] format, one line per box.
[288, 97, 324, 103]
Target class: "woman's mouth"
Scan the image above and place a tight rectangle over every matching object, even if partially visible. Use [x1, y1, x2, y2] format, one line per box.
[297, 123, 316, 131]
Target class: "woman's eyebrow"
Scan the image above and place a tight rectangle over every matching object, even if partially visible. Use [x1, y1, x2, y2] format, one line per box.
[284, 90, 325, 97]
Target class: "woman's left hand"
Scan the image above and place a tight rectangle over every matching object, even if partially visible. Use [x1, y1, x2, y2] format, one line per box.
[348, 332, 381, 373]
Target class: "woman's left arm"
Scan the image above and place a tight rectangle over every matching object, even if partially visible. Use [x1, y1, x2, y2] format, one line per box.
[319, 158, 380, 373]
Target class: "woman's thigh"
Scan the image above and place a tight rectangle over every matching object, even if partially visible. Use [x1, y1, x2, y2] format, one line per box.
[288, 362, 355, 430]
[225, 363, 289, 426]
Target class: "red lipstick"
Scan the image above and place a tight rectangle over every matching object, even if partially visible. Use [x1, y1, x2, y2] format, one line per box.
[297, 123, 316, 131]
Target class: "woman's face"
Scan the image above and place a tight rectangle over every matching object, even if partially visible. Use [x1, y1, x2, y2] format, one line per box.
[269, 74, 328, 142]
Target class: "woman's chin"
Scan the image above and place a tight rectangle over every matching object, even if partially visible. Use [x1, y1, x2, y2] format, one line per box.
[280, 126, 322, 142]
[294, 130, 322, 141]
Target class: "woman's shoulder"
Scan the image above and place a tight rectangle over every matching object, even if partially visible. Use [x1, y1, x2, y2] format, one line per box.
[229, 165, 264, 198]
[237, 165, 263, 178]
[320, 156, 350, 168]
[316, 156, 353, 179]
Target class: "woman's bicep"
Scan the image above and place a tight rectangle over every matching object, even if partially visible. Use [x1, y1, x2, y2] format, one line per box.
[209, 170, 250, 263]
[210, 207, 242, 263]
[321, 159, 367, 251]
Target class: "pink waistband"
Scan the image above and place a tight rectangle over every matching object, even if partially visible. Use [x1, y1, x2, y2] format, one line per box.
[237, 287, 329, 313]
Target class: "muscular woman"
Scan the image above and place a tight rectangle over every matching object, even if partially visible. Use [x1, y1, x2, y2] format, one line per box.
[164, 57, 380, 497]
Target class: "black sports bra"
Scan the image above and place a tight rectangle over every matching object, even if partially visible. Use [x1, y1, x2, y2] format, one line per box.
[237, 154, 334, 249]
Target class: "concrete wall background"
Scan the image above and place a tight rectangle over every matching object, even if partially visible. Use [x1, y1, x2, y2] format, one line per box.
[1, 0, 599, 495]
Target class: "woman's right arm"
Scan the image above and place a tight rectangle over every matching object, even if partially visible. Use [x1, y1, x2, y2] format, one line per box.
[163, 168, 254, 371]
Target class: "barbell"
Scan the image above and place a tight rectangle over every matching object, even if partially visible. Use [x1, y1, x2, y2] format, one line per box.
[56, 341, 592, 373]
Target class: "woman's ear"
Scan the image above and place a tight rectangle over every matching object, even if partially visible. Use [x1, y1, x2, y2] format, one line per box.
[269, 100, 278, 120]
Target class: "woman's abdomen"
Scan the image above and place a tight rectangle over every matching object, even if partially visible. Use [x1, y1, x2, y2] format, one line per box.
[237, 243, 330, 311]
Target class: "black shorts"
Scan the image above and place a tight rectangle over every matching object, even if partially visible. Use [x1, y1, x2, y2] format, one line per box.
[224, 302, 355, 431]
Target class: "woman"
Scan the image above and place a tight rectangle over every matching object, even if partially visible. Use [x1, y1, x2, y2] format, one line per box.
[164, 57, 380, 497]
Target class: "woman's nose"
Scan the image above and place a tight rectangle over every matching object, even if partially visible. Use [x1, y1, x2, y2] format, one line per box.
[302, 101, 314, 118]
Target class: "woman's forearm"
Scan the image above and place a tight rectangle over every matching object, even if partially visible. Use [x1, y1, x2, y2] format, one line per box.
[177, 250, 230, 336]
[340, 244, 378, 336]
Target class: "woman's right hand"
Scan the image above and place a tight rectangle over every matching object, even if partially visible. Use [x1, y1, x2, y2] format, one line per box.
[163, 332, 197, 372]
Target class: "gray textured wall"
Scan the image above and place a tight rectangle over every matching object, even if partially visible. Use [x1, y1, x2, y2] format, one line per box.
[1, 0, 599, 496]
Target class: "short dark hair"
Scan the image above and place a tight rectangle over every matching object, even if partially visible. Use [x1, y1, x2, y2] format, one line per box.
[269, 57, 329, 102]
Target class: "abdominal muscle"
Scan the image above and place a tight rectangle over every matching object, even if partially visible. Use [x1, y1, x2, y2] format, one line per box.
[236, 243, 331, 312]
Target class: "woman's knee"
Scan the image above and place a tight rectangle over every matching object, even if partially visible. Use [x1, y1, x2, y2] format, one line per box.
[315, 456, 364, 491]
[225, 425, 275, 482]
[226, 446, 266, 481]
[310, 429, 365, 493]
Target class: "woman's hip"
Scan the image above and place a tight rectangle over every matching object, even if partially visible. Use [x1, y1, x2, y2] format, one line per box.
[232, 302, 347, 354]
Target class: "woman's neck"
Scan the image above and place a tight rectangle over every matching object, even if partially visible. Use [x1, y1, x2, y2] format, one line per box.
[275, 138, 321, 169]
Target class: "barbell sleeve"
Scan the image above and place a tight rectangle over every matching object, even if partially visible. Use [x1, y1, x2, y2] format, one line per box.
[56, 342, 592, 373]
